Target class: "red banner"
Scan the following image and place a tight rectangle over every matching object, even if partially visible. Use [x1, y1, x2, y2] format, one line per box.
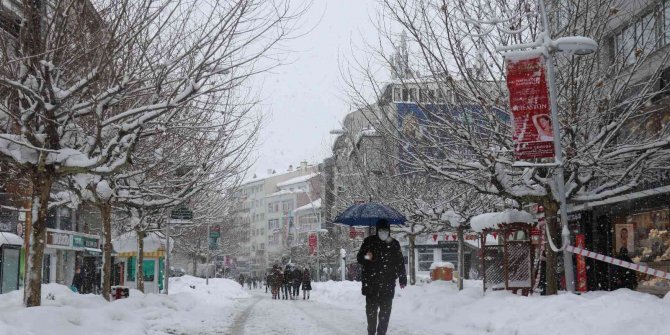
[505, 54, 555, 159]
[575, 234, 588, 292]
[308, 233, 317, 255]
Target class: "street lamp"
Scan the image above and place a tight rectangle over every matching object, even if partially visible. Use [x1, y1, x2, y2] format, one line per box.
[496, 0, 598, 293]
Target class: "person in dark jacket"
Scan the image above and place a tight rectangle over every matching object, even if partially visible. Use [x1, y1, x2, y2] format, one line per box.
[271, 264, 283, 300]
[291, 267, 302, 299]
[301, 267, 312, 300]
[282, 265, 292, 300]
[357, 219, 407, 335]
[71, 266, 85, 293]
[617, 247, 638, 290]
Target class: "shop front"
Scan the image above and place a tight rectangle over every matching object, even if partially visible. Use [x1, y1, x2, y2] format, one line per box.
[45, 228, 102, 292]
[112, 231, 169, 294]
[0, 232, 22, 294]
[571, 189, 670, 296]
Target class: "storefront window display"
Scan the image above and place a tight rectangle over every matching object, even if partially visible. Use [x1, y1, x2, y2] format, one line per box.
[614, 208, 670, 294]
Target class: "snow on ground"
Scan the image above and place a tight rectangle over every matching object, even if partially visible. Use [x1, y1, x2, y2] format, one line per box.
[311, 280, 670, 335]
[0, 276, 248, 335]
[1, 277, 670, 335]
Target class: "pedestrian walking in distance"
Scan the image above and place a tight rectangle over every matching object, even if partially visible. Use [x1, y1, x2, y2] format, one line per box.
[71, 266, 85, 293]
[292, 266, 302, 299]
[265, 272, 271, 293]
[282, 265, 292, 300]
[271, 264, 283, 300]
[301, 267, 312, 300]
[357, 219, 407, 335]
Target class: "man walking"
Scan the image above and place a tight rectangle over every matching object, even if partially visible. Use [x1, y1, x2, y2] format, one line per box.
[357, 219, 407, 335]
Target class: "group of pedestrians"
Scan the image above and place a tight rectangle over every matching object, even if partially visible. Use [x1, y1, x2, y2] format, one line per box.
[237, 274, 263, 290]
[267, 264, 311, 300]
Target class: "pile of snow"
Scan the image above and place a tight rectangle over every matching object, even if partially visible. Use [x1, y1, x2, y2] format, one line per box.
[0, 276, 248, 335]
[312, 280, 670, 335]
[429, 261, 455, 270]
[470, 209, 535, 232]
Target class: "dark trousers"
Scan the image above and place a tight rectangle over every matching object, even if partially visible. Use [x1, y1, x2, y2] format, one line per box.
[282, 284, 291, 298]
[365, 295, 393, 335]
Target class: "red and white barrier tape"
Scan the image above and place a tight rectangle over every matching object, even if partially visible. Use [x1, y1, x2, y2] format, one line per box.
[565, 245, 670, 280]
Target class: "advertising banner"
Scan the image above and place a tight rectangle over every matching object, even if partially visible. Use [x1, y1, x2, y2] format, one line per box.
[308, 233, 317, 255]
[505, 54, 555, 159]
[575, 234, 588, 292]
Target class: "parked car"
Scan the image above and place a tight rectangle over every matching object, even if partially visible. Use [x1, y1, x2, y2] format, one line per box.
[169, 267, 186, 277]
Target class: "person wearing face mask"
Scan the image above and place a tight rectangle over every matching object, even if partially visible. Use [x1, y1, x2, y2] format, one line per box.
[357, 219, 407, 335]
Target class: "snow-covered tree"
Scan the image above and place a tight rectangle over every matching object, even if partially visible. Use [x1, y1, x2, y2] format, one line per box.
[343, 0, 670, 294]
[0, 0, 303, 306]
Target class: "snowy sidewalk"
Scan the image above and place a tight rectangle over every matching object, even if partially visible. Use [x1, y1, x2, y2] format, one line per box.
[2, 278, 670, 335]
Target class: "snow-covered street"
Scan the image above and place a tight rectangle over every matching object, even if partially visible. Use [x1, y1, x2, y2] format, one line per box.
[3, 276, 670, 335]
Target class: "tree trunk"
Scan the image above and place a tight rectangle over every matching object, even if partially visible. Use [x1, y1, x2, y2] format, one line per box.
[543, 200, 559, 295]
[457, 227, 465, 291]
[408, 235, 416, 285]
[24, 167, 55, 307]
[100, 203, 113, 301]
[136, 230, 145, 292]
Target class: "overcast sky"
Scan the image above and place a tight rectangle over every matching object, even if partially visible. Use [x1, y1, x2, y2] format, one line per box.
[248, 0, 379, 177]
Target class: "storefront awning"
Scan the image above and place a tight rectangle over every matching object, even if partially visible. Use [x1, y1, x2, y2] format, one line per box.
[84, 247, 102, 254]
[117, 250, 165, 258]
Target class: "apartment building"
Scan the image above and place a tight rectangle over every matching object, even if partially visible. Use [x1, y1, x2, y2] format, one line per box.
[231, 162, 319, 277]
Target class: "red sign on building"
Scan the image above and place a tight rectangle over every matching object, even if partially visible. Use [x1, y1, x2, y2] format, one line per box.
[505, 54, 555, 159]
[308, 233, 317, 255]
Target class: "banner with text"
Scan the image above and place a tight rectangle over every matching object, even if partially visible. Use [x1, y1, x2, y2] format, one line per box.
[308, 233, 317, 256]
[505, 54, 555, 159]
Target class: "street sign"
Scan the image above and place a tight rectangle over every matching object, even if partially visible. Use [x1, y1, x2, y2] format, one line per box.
[171, 204, 193, 220]
[505, 54, 555, 159]
[210, 225, 220, 238]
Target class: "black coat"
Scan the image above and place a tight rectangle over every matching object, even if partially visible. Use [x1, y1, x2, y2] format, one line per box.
[283, 269, 292, 284]
[357, 235, 407, 298]
[71, 272, 85, 293]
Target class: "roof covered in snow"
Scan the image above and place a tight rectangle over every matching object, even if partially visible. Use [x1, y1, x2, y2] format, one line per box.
[276, 173, 318, 187]
[294, 198, 321, 214]
[0, 232, 23, 247]
[112, 231, 173, 254]
[470, 209, 535, 232]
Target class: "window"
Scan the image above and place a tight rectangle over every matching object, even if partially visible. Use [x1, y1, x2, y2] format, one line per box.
[143, 260, 155, 281]
[393, 87, 402, 101]
[418, 249, 434, 271]
[636, 13, 656, 57]
[127, 257, 136, 281]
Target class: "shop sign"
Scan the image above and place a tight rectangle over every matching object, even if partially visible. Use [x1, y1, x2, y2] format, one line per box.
[72, 236, 99, 249]
[505, 54, 555, 160]
[47, 231, 71, 247]
[348, 227, 364, 239]
[436, 241, 459, 253]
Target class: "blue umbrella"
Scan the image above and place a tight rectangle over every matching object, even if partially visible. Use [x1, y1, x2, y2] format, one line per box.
[334, 202, 406, 227]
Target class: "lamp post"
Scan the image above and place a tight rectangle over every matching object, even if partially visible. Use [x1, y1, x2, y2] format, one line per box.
[497, 0, 597, 293]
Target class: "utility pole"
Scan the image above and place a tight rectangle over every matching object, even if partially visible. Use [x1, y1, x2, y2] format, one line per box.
[164, 218, 170, 294]
[206, 223, 211, 285]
